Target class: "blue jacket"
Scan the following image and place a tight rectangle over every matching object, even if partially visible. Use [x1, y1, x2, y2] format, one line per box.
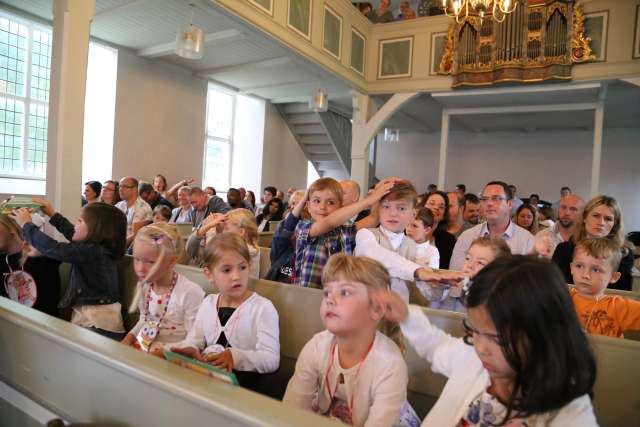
[23, 213, 120, 308]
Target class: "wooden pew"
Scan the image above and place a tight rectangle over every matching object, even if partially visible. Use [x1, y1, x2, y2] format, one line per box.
[633, 269, 640, 292]
[258, 246, 271, 279]
[0, 297, 340, 427]
[56, 261, 640, 426]
[257, 232, 274, 248]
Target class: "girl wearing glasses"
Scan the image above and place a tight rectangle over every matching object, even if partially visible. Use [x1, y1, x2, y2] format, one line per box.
[376, 255, 598, 426]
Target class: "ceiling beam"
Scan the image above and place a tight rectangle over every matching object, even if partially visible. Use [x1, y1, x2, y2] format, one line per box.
[137, 29, 244, 58]
[197, 57, 291, 78]
[94, 0, 147, 18]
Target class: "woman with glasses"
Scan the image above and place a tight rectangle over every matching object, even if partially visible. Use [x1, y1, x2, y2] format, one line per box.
[376, 255, 598, 426]
[423, 191, 457, 269]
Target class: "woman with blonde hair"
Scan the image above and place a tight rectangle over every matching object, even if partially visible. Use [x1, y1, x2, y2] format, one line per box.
[552, 195, 635, 290]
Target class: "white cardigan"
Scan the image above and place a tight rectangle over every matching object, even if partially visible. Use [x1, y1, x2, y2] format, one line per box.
[177, 292, 280, 373]
[283, 330, 408, 427]
[401, 305, 599, 427]
[129, 274, 205, 345]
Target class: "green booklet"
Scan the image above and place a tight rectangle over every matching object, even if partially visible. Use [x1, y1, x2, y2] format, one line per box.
[1, 196, 42, 214]
[163, 350, 239, 385]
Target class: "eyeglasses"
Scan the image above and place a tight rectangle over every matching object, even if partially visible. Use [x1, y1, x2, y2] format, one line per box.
[121, 184, 136, 189]
[462, 318, 505, 347]
[479, 196, 508, 203]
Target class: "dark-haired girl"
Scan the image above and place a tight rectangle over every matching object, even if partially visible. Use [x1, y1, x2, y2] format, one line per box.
[377, 255, 598, 426]
[256, 197, 284, 232]
[424, 191, 457, 269]
[11, 198, 128, 340]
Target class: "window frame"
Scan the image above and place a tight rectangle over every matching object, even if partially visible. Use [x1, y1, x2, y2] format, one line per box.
[202, 83, 236, 193]
[0, 10, 51, 181]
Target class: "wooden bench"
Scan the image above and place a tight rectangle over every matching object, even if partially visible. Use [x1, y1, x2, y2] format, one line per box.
[258, 246, 271, 279]
[55, 260, 640, 426]
[0, 297, 339, 427]
[257, 232, 274, 248]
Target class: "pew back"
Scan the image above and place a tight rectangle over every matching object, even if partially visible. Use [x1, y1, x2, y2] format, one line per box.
[56, 260, 640, 426]
[0, 298, 340, 427]
[257, 232, 274, 248]
[258, 246, 271, 278]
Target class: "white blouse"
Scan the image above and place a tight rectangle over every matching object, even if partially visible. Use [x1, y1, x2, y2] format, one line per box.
[129, 274, 205, 345]
[284, 330, 408, 427]
[176, 292, 280, 373]
[400, 305, 599, 427]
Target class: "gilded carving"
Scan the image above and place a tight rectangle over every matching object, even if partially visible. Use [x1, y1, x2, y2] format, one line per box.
[571, 4, 596, 62]
[438, 25, 455, 74]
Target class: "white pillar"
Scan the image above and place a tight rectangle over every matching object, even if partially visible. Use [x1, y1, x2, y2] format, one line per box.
[437, 109, 450, 189]
[350, 92, 376, 195]
[590, 87, 606, 197]
[46, 0, 94, 220]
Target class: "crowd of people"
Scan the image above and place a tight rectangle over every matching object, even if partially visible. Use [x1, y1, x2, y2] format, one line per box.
[1, 173, 639, 426]
[353, 0, 443, 23]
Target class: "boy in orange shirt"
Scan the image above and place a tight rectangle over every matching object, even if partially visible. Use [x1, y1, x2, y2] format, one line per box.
[569, 237, 640, 338]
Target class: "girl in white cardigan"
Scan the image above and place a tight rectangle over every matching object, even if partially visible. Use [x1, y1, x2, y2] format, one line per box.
[284, 254, 419, 427]
[377, 255, 599, 427]
[171, 233, 279, 387]
[122, 224, 205, 356]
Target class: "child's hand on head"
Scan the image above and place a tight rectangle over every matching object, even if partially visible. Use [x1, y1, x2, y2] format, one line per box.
[372, 290, 408, 323]
[366, 178, 397, 205]
[9, 208, 33, 227]
[203, 349, 234, 372]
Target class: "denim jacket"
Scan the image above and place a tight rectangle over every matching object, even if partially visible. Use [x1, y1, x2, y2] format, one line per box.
[22, 213, 120, 308]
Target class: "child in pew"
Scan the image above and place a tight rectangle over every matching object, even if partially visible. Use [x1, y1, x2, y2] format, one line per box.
[355, 181, 462, 302]
[121, 224, 205, 355]
[569, 237, 640, 338]
[198, 209, 260, 278]
[171, 233, 280, 390]
[0, 214, 61, 317]
[10, 199, 128, 340]
[266, 189, 307, 283]
[433, 236, 512, 313]
[406, 208, 440, 269]
[294, 177, 398, 288]
[152, 205, 172, 224]
[377, 256, 599, 427]
[284, 254, 420, 427]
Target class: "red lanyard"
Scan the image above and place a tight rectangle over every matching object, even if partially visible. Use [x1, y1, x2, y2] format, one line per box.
[323, 335, 376, 417]
[143, 272, 177, 326]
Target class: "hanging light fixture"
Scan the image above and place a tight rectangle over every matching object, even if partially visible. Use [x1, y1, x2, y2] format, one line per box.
[384, 128, 400, 144]
[442, 0, 516, 23]
[309, 89, 328, 113]
[175, 3, 204, 60]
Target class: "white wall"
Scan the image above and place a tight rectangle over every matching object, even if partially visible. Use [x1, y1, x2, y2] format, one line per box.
[261, 102, 309, 194]
[376, 128, 640, 231]
[111, 49, 208, 189]
[231, 94, 265, 195]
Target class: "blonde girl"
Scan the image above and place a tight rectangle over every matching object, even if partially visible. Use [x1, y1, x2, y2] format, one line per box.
[122, 223, 204, 356]
[284, 254, 418, 427]
[171, 233, 279, 389]
[200, 208, 260, 278]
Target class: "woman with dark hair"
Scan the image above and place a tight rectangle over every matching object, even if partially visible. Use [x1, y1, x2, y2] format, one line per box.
[378, 255, 598, 426]
[246, 191, 257, 212]
[256, 197, 284, 232]
[552, 195, 635, 290]
[514, 203, 539, 235]
[424, 191, 457, 269]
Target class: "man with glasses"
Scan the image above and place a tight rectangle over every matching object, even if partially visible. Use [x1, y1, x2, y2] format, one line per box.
[115, 177, 152, 244]
[449, 181, 535, 270]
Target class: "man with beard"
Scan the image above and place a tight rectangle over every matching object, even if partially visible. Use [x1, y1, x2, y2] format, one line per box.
[534, 194, 584, 258]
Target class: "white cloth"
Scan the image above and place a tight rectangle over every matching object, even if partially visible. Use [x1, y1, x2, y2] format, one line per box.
[355, 228, 421, 302]
[71, 303, 125, 333]
[129, 274, 205, 345]
[176, 292, 280, 373]
[116, 197, 152, 233]
[400, 305, 598, 427]
[283, 330, 408, 427]
[449, 221, 535, 271]
[415, 241, 440, 269]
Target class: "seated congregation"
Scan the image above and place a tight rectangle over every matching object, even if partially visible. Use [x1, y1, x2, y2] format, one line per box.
[1, 173, 639, 427]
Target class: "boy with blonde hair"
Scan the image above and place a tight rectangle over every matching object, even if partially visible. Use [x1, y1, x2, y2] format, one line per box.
[294, 177, 395, 288]
[569, 237, 640, 338]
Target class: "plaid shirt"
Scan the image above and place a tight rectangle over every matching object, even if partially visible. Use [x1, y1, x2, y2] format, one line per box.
[294, 219, 357, 288]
